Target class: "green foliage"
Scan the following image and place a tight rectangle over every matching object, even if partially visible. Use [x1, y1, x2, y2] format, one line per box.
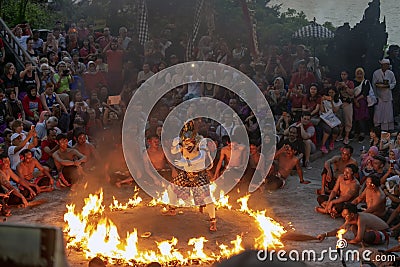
[1, 0, 58, 29]
[1, 0, 336, 51]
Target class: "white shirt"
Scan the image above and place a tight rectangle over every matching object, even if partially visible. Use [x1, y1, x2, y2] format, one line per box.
[16, 35, 29, 50]
[8, 143, 29, 170]
[372, 68, 396, 101]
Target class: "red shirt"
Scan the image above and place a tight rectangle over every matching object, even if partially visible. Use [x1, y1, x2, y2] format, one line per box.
[83, 71, 108, 94]
[289, 94, 304, 109]
[301, 95, 321, 112]
[22, 96, 43, 117]
[106, 50, 123, 72]
[289, 71, 316, 90]
[296, 121, 317, 145]
[40, 139, 57, 161]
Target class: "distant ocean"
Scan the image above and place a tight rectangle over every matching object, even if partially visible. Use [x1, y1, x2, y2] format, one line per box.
[268, 0, 400, 46]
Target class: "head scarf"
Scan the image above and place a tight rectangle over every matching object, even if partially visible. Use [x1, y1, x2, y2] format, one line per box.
[368, 146, 379, 157]
[354, 67, 365, 83]
[391, 148, 400, 160]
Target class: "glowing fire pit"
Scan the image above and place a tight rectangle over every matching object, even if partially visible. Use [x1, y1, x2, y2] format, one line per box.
[63, 188, 287, 266]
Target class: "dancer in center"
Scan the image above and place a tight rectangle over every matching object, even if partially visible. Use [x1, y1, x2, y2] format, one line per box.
[166, 120, 217, 231]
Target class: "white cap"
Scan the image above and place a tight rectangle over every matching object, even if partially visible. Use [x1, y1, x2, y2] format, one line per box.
[11, 133, 21, 141]
[379, 58, 390, 64]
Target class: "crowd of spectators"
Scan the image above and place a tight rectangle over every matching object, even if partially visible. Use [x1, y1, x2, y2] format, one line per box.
[0, 18, 400, 245]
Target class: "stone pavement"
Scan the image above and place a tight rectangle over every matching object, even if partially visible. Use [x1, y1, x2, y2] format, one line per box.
[256, 136, 399, 267]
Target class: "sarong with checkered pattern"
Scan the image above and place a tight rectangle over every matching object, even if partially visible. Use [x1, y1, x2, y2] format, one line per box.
[172, 170, 211, 205]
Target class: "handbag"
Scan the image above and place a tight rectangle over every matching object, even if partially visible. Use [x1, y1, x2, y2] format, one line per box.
[320, 110, 341, 128]
[365, 80, 377, 107]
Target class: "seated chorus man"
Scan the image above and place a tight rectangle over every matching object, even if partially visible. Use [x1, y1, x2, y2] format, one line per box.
[352, 175, 387, 220]
[72, 129, 100, 172]
[16, 149, 54, 193]
[53, 133, 86, 186]
[142, 134, 171, 187]
[317, 145, 358, 195]
[317, 203, 390, 246]
[0, 154, 32, 208]
[213, 135, 246, 182]
[264, 142, 310, 190]
[284, 111, 316, 170]
[316, 164, 360, 218]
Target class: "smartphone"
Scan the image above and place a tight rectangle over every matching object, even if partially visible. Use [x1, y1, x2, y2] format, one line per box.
[108, 95, 121, 105]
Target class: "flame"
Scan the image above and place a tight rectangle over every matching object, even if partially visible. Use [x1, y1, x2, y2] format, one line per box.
[148, 190, 170, 207]
[210, 183, 232, 210]
[237, 194, 250, 212]
[337, 229, 347, 240]
[109, 187, 143, 211]
[252, 210, 286, 249]
[64, 188, 287, 265]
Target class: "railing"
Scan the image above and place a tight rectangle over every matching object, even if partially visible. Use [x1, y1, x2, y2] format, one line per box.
[0, 17, 35, 69]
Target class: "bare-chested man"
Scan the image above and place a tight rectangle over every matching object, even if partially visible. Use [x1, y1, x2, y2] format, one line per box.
[213, 135, 246, 181]
[264, 143, 310, 190]
[53, 133, 86, 185]
[73, 130, 100, 171]
[317, 203, 390, 246]
[0, 154, 31, 208]
[143, 135, 172, 186]
[16, 149, 54, 193]
[352, 175, 386, 219]
[317, 145, 358, 195]
[316, 164, 360, 218]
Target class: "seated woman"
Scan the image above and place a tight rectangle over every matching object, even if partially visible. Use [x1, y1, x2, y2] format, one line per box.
[360, 146, 379, 183]
[40, 82, 68, 114]
[369, 126, 390, 157]
[287, 83, 304, 122]
[319, 87, 342, 153]
[22, 85, 43, 123]
[302, 83, 321, 126]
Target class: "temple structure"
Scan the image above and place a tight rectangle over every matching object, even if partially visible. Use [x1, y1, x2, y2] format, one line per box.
[326, 0, 387, 79]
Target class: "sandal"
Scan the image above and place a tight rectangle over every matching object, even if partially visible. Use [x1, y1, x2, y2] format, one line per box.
[209, 218, 217, 232]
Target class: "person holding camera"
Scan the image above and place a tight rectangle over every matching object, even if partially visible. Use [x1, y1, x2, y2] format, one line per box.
[53, 61, 73, 109]
[19, 61, 40, 99]
[12, 24, 31, 51]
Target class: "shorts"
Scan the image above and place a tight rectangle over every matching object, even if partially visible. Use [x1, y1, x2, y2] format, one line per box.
[363, 229, 390, 245]
[265, 174, 284, 191]
[62, 166, 80, 184]
[321, 167, 337, 190]
[172, 170, 211, 206]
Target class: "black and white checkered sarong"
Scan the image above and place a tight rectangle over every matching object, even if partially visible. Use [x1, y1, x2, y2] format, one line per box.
[172, 170, 211, 205]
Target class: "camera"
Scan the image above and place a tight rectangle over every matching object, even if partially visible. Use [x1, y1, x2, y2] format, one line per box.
[62, 69, 70, 75]
[390, 160, 396, 164]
